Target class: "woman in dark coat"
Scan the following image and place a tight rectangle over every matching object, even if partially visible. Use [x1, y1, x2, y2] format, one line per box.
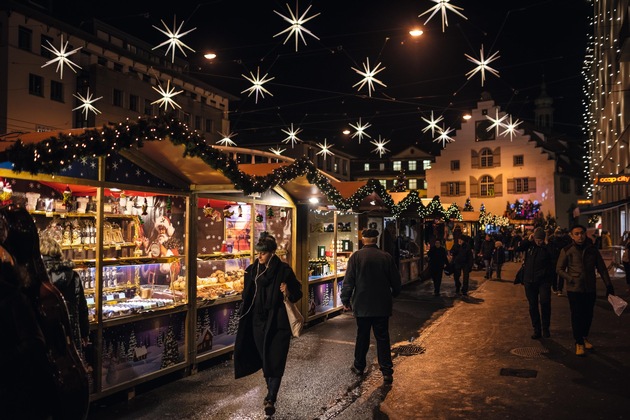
[40, 236, 89, 354]
[234, 232, 302, 417]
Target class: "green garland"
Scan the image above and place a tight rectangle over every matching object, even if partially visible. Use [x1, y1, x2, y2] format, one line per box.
[0, 115, 459, 218]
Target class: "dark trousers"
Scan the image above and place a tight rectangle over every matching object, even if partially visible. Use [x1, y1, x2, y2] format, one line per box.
[354, 316, 393, 376]
[264, 376, 282, 402]
[567, 291, 596, 344]
[524, 282, 552, 333]
[453, 265, 470, 293]
[484, 259, 493, 278]
[495, 263, 503, 280]
[430, 268, 443, 293]
[624, 262, 630, 286]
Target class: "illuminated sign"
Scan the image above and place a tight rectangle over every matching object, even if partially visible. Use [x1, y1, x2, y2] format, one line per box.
[577, 199, 592, 205]
[594, 175, 630, 185]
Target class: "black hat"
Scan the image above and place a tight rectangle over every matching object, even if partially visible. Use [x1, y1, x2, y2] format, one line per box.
[533, 227, 546, 240]
[361, 228, 379, 238]
[255, 232, 277, 252]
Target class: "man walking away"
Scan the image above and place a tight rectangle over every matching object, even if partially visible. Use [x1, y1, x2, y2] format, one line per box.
[341, 228, 402, 384]
[427, 240, 449, 296]
[480, 234, 495, 279]
[556, 224, 615, 356]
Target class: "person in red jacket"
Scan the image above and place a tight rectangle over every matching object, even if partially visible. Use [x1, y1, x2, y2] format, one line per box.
[341, 228, 402, 384]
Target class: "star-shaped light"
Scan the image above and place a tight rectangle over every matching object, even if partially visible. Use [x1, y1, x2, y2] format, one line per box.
[241, 67, 274, 104]
[269, 146, 286, 156]
[72, 88, 102, 118]
[352, 58, 387, 97]
[152, 16, 196, 63]
[349, 118, 372, 144]
[281, 123, 302, 148]
[273, 2, 320, 51]
[499, 115, 522, 141]
[151, 80, 183, 110]
[418, 0, 467, 33]
[485, 108, 507, 136]
[421, 111, 444, 136]
[316, 138, 334, 160]
[41, 35, 82, 79]
[370, 135, 390, 157]
[433, 126, 455, 147]
[465, 45, 500, 87]
[216, 131, 238, 147]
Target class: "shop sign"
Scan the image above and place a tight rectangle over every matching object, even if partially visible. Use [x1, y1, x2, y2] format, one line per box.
[594, 175, 630, 185]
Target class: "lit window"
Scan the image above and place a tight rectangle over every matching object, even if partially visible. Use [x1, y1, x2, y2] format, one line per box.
[408, 160, 417, 171]
[379, 163, 385, 171]
[364, 163, 370, 171]
[408, 179, 417, 190]
[480, 149, 493, 167]
[423, 160, 432, 170]
[480, 175, 494, 196]
[379, 179, 387, 188]
[393, 161, 401, 171]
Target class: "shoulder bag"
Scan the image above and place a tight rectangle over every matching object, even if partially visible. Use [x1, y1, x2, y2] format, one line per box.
[284, 294, 304, 337]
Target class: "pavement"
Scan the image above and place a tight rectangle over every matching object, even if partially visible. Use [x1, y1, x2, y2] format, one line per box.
[87, 261, 630, 420]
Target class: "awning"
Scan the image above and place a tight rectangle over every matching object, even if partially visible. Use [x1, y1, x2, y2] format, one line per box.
[578, 198, 630, 215]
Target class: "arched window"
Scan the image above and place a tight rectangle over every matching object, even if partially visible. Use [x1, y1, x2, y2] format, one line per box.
[480, 175, 494, 197]
[480, 148, 493, 168]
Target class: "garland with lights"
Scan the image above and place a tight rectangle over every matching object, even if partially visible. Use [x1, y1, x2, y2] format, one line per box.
[0, 115, 459, 218]
[479, 209, 510, 229]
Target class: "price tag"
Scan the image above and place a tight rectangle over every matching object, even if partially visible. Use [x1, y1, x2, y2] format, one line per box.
[86, 297, 95, 305]
[106, 294, 115, 301]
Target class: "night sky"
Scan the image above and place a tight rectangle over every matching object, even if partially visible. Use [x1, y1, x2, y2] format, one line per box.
[42, 0, 591, 157]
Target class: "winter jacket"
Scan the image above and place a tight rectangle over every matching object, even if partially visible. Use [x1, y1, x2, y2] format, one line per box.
[492, 246, 506, 265]
[450, 241, 473, 271]
[556, 242, 613, 293]
[234, 254, 302, 379]
[341, 244, 402, 317]
[427, 245, 449, 271]
[42, 255, 89, 351]
[522, 243, 554, 284]
[480, 239, 495, 261]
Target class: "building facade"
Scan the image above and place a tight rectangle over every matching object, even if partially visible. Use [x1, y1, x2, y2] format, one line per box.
[426, 92, 585, 229]
[1, 1, 233, 139]
[585, 0, 630, 243]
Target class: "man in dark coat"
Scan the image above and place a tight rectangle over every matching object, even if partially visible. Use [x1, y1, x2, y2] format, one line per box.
[479, 234, 495, 279]
[341, 228, 402, 384]
[234, 233, 302, 416]
[449, 235, 473, 295]
[427, 239, 449, 296]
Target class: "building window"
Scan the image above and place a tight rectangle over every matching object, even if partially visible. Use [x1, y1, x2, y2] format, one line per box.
[480, 175, 494, 197]
[364, 163, 370, 171]
[575, 180, 583, 196]
[50, 80, 63, 102]
[205, 118, 213, 133]
[379, 180, 387, 188]
[409, 179, 417, 190]
[98, 56, 107, 66]
[40, 35, 53, 58]
[408, 160, 417, 171]
[342, 160, 348, 176]
[194, 116, 202, 131]
[480, 148, 493, 167]
[113, 63, 123, 72]
[450, 160, 460, 171]
[129, 94, 139, 112]
[515, 177, 529, 193]
[182, 112, 191, 127]
[513, 155, 524, 166]
[423, 160, 431, 170]
[449, 182, 460, 196]
[113, 89, 123, 107]
[379, 163, 385, 171]
[144, 98, 153, 115]
[393, 161, 401, 171]
[29, 74, 44, 97]
[560, 177, 570, 194]
[18, 26, 32, 51]
[334, 158, 340, 173]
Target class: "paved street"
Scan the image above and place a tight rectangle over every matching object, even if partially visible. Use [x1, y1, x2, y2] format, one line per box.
[88, 262, 630, 419]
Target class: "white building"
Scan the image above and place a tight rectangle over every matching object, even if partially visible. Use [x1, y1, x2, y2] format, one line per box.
[426, 91, 585, 229]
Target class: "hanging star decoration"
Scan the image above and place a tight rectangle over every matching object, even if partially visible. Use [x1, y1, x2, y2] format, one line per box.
[41, 35, 82, 79]
[485, 108, 507, 136]
[151, 80, 183, 110]
[269, 146, 286, 156]
[352, 58, 387, 97]
[273, 2, 320, 51]
[281, 123, 302, 147]
[242, 67, 274, 104]
[418, 0, 467, 33]
[465, 45, 500, 86]
[152, 16, 196, 63]
[433, 126, 455, 147]
[370, 135, 390, 157]
[349, 118, 372, 144]
[421, 110, 444, 136]
[72, 88, 102, 118]
[216, 131, 238, 147]
[499, 115, 522, 141]
[316, 138, 334, 160]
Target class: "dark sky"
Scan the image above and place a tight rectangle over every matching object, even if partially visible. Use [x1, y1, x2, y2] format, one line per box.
[44, 0, 590, 157]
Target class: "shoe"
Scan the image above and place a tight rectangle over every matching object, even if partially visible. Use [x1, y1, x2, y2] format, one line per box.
[531, 332, 542, 339]
[350, 365, 364, 376]
[542, 329, 550, 338]
[484, 275, 489, 279]
[383, 374, 393, 384]
[264, 400, 276, 416]
[576, 344, 586, 356]
[583, 338, 593, 350]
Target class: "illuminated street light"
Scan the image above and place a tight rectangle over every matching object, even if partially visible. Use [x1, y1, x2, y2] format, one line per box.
[409, 28, 424, 37]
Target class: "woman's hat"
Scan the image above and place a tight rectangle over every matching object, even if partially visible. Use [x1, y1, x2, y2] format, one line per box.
[255, 232, 277, 252]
